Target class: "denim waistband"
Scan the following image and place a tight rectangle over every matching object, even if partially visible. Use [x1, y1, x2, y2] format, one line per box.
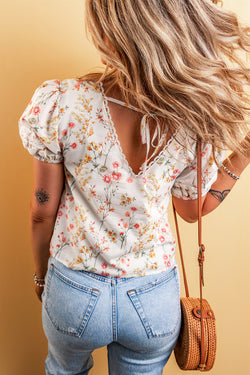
[48, 256, 178, 285]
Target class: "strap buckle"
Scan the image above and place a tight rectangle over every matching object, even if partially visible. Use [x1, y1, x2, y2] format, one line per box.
[198, 244, 205, 286]
[198, 244, 205, 263]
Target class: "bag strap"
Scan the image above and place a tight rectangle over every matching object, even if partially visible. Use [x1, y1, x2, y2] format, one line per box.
[197, 138, 206, 369]
[172, 137, 207, 369]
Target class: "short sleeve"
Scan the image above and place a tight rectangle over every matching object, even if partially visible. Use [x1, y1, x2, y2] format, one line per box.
[171, 141, 226, 200]
[18, 79, 63, 163]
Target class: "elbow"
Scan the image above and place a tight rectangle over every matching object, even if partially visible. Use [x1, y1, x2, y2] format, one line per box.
[29, 210, 56, 223]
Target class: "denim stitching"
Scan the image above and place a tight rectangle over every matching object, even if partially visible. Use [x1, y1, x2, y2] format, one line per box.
[127, 270, 181, 339]
[127, 291, 153, 338]
[44, 264, 101, 337]
[111, 279, 117, 341]
[52, 264, 100, 295]
[128, 266, 176, 295]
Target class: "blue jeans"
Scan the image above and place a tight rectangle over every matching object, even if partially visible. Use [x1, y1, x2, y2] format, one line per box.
[41, 256, 182, 375]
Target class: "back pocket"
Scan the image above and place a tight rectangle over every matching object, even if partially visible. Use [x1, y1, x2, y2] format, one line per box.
[44, 263, 100, 337]
[127, 267, 181, 339]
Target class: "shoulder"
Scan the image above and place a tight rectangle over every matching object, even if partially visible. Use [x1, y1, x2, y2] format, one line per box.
[34, 78, 101, 102]
[60, 78, 101, 98]
[41, 78, 102, 112]
[171, 125, 197, 165]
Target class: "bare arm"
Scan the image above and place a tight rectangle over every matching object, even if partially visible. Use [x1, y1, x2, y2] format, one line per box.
[172, 135, 250, 223]
[29, 159, 64, 282]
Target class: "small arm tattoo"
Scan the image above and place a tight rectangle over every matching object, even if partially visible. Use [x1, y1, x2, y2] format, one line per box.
[35, 188, 50, 205]
[208, 189, 231, 202]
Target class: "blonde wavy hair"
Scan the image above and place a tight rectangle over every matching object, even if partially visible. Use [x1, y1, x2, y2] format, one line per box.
[78, 0, 250, 162]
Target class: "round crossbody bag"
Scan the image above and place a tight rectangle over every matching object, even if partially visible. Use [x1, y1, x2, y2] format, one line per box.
[173, 138, 217, 371]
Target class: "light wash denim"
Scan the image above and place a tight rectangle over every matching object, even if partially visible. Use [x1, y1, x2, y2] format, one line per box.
[41, 256, 182, 375]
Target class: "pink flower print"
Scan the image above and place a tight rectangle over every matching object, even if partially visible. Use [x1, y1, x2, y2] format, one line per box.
[142, 177, 147, 184]
[62, 129, 67, 136]
[97, 113, 104, 121]
[202, 146, 209, 157]
[101, 263, 107, 269]
[70, 224, 74, 229]
[62, 237, 66, 243]
[159, 236, 165, 243]
[120, 232, 124, 235]
[121, 258, 125, 264]
[122, 271, 127, 275]
[33, 106, 40, 115]
[58, 210, 63, 216]
[113, 161, 119, 168]
[203, 168, 210, 177]
[171, 247, 175, 252]
[101, 272, 110, 276]
[127, 177, 133, 183]
[111, 264, 116, 267]
[71, 143, 77, 149]
[103, 175, 112, 183]
[125, 211, 130, 217]
[131, 207, 137, 211]
[90, 185, 97, 197]
[112, 171, 121, 181]
[167, 261, 171, 268]
[161, 228, 166, 233]
[163, 254, 168, 260]
[74, 82, 81, 90]
[54, 80, 60, 85]
[123, 222, 128, 229]
[68, 122, 75, 129]
[134, 223, 139, 229]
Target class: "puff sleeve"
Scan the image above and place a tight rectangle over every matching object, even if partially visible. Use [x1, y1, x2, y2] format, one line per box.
[171, 139, 226, 200]
[18, 79, 63, 163]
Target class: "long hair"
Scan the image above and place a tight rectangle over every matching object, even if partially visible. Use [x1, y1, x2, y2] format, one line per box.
[78, 0, 250, 162]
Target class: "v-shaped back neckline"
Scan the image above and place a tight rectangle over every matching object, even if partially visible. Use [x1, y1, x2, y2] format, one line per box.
[98, 81, 179, 177]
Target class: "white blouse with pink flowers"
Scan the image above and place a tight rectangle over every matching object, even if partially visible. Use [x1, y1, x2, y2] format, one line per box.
[18, 78, 225, 277]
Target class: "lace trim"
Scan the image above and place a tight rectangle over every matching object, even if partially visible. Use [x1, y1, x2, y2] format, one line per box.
[99, 81, 179, 178]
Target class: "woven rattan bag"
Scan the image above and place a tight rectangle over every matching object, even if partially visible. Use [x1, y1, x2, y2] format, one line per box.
[173, 139, 217, 371]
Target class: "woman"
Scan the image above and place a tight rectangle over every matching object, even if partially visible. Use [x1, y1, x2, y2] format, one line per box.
[18, 1, 250, 374]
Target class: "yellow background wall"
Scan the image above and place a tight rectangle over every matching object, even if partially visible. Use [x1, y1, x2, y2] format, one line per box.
[0, 1, 249, 374]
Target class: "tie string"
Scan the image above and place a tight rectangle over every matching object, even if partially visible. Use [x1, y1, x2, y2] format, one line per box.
[105, 96, 166, 175]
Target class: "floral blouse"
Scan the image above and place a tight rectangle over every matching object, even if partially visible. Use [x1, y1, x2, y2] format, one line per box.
[18, 78, 225, 277]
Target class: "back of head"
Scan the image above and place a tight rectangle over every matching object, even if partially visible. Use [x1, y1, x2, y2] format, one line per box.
[81, 0, 250, 160]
